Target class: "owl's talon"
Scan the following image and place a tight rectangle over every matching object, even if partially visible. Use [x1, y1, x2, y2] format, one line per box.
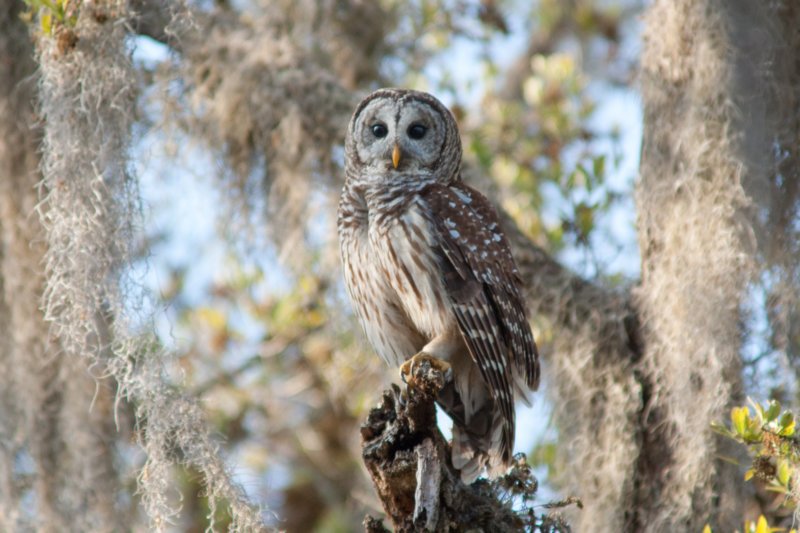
[400, 352, 452, 389]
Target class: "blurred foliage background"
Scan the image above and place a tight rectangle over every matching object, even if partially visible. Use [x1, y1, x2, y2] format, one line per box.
[7, 0, 799, 531]
[129, 0, 643, 529]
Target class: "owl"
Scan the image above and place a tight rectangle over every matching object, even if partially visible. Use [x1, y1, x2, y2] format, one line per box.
[338, 88, 539, 483]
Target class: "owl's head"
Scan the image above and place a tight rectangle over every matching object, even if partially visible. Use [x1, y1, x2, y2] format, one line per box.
[344, 89, 462, 188]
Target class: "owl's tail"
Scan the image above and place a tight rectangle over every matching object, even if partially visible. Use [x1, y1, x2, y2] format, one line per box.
[437, 378, 517, 484]
[450, 409, 510, 484]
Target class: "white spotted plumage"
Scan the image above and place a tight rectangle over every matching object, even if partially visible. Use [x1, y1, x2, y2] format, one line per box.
[338, 88, 539, 482]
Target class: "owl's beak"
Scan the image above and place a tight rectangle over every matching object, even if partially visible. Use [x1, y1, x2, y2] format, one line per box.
[392, 143, 401, 169]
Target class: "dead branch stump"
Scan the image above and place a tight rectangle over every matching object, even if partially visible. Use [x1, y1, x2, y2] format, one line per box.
[360, 360, 524, 532]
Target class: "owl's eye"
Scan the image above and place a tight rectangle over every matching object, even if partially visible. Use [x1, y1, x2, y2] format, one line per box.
[407, 124, 428, 140]
[371, 124, 388, 138]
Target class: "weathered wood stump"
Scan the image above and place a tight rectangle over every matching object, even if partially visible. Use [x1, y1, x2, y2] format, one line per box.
[360, 359, 528, 532]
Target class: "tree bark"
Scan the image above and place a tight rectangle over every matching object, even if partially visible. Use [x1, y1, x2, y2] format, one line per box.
[360, 360, 562, 532]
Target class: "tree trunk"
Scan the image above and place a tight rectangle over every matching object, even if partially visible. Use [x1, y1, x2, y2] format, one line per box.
[634, 0, 787, 529]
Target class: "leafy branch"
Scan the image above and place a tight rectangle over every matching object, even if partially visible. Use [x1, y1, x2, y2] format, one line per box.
[711, 398, 800, 528]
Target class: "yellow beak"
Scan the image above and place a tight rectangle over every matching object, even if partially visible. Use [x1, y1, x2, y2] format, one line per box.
[392, 143, 401, 169]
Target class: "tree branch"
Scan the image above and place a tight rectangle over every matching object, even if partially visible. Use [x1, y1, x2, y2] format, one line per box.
[360, 360, 570, 532]
[497, 208, 643, 362]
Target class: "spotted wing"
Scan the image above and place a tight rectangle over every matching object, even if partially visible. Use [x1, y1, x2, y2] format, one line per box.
[450, 183, 539, 390]
[422, 182, 539, 460]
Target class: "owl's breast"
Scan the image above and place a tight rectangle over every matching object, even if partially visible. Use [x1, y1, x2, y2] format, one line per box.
[339, 193, 424, 367]
[370, 200, 453, 338]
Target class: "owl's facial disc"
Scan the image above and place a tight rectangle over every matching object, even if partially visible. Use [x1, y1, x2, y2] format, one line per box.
[353, 96, 446, 180]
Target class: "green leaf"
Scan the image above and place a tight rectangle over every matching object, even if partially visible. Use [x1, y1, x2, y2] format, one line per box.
[746, 418, 764, 442]
[765, 483, 788, 495]
[744, 469, 755, 481]
[765, 400, 781, 423]
[732, 407, 748, 437]
[748, 398, 765, 426]
[777, 459, 792, 487]
[779, 412, 795, 437]
[41, 12, 52, 35]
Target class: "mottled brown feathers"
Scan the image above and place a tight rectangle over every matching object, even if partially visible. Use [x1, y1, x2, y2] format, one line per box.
[338, 88, 538, 481]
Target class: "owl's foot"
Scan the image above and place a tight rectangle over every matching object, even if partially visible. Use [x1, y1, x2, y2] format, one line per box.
[400, 352, 452, 390]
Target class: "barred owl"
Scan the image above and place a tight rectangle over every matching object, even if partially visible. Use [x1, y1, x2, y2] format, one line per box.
[338, 88, 539, 482]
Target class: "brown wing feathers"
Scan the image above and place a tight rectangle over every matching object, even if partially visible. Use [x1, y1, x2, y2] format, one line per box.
[423, 182, 539, 461]
[451, 183, 540, 389]
[436, 230, 515, 460]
